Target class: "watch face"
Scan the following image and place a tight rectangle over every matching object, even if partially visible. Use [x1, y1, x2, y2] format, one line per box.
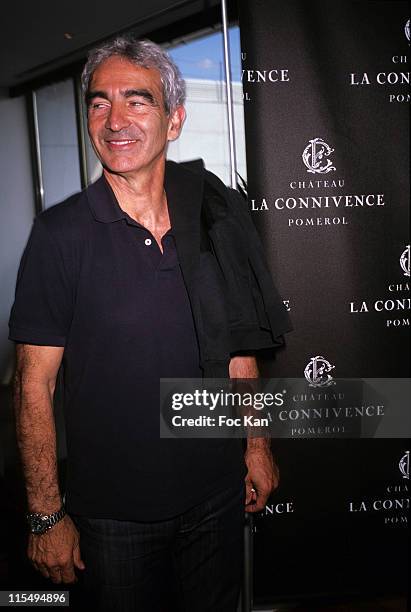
[27, 508, 63, 534]
[31, 516, 47, 535]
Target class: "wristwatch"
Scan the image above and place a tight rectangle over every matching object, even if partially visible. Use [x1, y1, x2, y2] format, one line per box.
[26, 504, 66, 535]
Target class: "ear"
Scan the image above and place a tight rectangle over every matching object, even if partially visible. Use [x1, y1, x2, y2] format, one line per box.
[167, 106, 186, 142]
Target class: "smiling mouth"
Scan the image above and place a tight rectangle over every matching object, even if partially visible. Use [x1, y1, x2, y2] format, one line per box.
[106, 139, 138, 147]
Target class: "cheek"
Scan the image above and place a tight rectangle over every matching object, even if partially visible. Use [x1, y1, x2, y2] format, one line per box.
[142, 118, 168, 141]
[88, 113, 108, 133]
[87, 120, 100, 140]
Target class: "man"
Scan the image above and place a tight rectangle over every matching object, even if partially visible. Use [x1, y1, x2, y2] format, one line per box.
[9, 37, 291, 611]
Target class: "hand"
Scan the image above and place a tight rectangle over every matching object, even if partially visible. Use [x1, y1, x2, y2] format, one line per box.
[244, 441, 279, 513]
[28, 515, 85, 584]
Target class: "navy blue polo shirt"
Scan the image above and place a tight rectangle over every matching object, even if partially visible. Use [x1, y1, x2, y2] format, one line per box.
[8, 172, 245, 521]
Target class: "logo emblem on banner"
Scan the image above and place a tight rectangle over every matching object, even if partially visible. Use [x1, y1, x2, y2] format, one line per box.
[405, 18, 410, 43]
[400, 245, 410, 277]
[304, 356, 336, 387]
[399, 451, 409, 479]
[302, 138, 336, 174]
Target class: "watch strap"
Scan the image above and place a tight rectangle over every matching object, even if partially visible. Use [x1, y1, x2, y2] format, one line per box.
[26, 503, 66, 534]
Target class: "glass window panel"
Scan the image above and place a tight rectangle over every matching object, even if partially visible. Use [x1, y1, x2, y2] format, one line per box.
[80, 99, 103, 186]
[35, 79, 82, 208]
[167, 26, 247, 186]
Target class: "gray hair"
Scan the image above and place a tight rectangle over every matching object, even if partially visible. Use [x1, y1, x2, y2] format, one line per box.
[81, 36, 186, 114]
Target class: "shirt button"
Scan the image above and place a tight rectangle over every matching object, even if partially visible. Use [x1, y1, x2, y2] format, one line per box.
[144, 238, 152, 246]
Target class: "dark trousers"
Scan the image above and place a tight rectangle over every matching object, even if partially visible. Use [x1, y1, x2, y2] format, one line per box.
[71, 482, 245, 612]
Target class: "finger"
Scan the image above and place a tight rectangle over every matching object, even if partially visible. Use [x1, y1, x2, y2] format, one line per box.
[73, 543, 85, 570]
[60, 563, 77, 584]
[246, 488, 257, 506]
[245, 487, 257, 506]
[246, 502, 261, 513]
[244, 478, 254, 505]
[46, 564, 65, 584]
[248, 490, 270, 513]
[36, 563, 50, 579]
[49, 572, 62, 584]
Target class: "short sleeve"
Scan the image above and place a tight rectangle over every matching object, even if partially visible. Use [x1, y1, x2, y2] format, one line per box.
[8, 216, 73, 346]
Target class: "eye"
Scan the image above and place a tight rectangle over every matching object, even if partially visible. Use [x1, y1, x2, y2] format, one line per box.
[88, 100, 110, 111]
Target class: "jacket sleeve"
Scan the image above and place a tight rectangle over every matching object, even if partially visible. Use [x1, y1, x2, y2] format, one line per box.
[225, 187, 293, 353]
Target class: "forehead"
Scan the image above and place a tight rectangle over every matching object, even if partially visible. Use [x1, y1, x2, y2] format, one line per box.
[89, 56, 163, 94]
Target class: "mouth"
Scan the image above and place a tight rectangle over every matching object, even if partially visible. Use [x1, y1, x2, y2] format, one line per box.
[105, 139, 138, 149]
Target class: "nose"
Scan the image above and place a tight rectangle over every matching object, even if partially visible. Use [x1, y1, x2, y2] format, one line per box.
[105, 102, 130, 132]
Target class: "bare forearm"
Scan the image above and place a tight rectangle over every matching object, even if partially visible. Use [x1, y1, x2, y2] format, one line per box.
[229, 356, 278, 508]
[229, 355, 269, 449]
[229, 355, 258, 379]
[246, 436, 270, 452]
[13, 372, 61, 513]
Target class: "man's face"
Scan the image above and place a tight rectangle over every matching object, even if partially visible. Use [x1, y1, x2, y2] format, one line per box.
[86, 56, 185, 176]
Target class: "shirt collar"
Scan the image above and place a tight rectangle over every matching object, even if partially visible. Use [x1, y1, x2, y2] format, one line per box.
[86, 173, 126, 223]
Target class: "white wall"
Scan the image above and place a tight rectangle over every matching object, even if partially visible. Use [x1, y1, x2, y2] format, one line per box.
[0, 92, 36, 384]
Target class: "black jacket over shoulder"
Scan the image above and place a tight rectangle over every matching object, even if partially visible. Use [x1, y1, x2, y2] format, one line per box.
[164, 159, 292, 377]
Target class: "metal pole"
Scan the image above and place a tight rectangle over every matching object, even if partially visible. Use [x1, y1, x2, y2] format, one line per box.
[27, 91, 45, 213]
[220, 0, 238, 189]
[241, 512, 253, 612]
[73, 75, 89, 189]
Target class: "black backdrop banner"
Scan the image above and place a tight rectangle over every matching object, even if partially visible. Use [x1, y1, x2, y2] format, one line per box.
[237, 0, 409, 605]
